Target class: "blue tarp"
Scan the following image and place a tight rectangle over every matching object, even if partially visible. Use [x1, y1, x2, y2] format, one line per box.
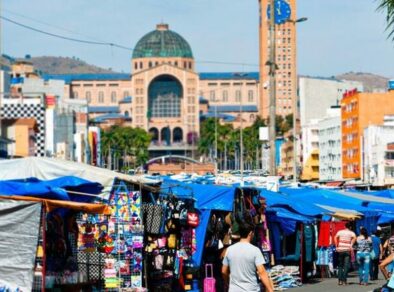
[0, 176, 103, 202]
[161, 178, 236, 211]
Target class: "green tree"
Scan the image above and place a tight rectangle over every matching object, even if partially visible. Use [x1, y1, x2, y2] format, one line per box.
[378, 0, 394, 40]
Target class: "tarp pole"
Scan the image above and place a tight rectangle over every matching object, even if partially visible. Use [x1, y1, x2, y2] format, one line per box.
[300, 223, 304, 283]
[41, 207, 46, 292]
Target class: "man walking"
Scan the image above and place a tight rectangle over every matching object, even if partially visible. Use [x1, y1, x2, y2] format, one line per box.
[222, 223, 273, 292]
[334, 222, 356, 285]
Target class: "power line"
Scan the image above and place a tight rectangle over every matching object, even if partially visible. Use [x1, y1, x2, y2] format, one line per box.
[0, 15, 134, 51]
[2, 15, 260, 68]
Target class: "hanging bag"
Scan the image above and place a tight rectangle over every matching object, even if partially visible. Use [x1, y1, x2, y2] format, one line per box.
[203, 264, 216, 292]
[143, 193, 164, 235]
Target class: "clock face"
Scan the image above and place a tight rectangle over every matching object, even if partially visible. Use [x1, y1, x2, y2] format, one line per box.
[267, 0, 292, 25]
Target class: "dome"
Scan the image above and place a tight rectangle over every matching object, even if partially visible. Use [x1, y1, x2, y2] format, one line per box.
[132, 24, 193, 59]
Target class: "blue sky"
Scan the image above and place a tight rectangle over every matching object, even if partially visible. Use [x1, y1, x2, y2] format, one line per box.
[3, 0, 394, 77]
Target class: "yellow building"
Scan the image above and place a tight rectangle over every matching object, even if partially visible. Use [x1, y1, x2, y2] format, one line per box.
[301, 149, 319, 181]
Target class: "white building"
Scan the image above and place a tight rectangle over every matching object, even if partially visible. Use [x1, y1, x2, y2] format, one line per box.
[299, 77, 363, 127]
[363, 122, 394, 186]
[318, 106, 342, 181]
[301, 118, 320, 168]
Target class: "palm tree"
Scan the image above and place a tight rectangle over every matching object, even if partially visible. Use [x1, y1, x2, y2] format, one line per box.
[378, 0, 394, 40]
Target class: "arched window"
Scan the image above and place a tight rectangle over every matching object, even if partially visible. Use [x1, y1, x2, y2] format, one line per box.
[173, 127, 183, 143]
[86, 91, 91, 103]
[111, 91, 117, 103]
[174, 61, 178, 67]
[148, 75, 183, 118]
[139, 62, 143, 69]
[98, 91, 104, 103]
[161, 127, 171, 145]
[73, 91, 78, 98]
[134, 62, 138, 70]
[123, 91, 129, 98]
[149, 127, 159, 142]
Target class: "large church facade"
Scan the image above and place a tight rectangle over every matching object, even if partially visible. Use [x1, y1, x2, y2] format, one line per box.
[47, 24, 261, 156]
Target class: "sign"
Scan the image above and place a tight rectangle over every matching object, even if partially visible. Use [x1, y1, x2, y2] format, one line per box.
[259, 127, 269, 141]
[389, 80, 394, 91]
[266, 176, 280, 192]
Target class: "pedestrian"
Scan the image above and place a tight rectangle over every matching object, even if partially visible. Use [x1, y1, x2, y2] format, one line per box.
[378, 253, 394, 292]
[370, 228, 383, 281]
[355, 227, 373, 286]
[222, 223, 273, 292]
[334, 222, 356, 285]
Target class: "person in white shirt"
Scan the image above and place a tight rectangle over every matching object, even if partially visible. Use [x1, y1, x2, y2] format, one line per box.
[222, 223, 273, 292]
[334, 222, 356, 285]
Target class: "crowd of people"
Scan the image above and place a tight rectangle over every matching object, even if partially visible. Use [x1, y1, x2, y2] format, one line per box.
[334, 223, 394, 292]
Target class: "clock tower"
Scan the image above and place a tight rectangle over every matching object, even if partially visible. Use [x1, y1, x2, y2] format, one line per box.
[258, 0, 297, 118]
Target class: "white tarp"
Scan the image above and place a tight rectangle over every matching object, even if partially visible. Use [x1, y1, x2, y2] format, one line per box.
[0, 157, 158, 198]
[0, 199, 41, 291]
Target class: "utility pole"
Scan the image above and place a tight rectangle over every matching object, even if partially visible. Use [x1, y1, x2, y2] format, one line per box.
[268, 0, 277, 176]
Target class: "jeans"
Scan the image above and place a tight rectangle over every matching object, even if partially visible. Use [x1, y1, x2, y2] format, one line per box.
[357, 251, 370, 284]
[337, 251, 351, 283]
[370, 257, 379, 280]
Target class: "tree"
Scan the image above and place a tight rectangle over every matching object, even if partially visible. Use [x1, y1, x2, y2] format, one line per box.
[100, 126, 151, 170]
[378, 0, 394, 40]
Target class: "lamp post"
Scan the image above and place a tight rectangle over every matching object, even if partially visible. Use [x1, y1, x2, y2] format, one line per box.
[234, 73, 247, 184]
[289, 17, 308, 183]
[268, 0, 277, 176]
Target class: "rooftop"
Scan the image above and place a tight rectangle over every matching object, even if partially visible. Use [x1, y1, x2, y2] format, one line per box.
[43, 73, 130, 84]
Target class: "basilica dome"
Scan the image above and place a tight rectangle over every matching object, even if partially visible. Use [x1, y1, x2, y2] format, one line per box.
[132, 24, 193, 59]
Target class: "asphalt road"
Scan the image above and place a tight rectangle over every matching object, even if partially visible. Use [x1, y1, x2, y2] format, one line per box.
[290, 271, 387, 292]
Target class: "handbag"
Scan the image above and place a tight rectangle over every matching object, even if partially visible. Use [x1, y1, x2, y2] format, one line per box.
[143, 203, 164, 235]
[370, 249, 376, 260]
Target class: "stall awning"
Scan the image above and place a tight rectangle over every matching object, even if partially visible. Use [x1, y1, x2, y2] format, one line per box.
[0, 195, 111, 214]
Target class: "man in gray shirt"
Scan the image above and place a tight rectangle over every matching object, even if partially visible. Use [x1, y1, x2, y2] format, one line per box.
[222, 223, 273, 292]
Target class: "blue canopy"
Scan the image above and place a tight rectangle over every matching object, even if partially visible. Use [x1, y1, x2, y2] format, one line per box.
[161, 178, 236, 211]
[0, 176, 103, 202]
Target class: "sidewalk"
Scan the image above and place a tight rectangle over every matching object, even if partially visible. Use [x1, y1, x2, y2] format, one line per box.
[290, 271, 387, 292]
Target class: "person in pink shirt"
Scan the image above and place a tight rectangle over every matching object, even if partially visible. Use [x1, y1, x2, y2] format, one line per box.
[334, 222, 356, 285]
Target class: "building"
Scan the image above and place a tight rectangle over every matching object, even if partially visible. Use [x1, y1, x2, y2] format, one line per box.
[300, 118, 320, 181]
[363, 123, 394, 186]
[4, 61, 90, 160]
[318, 106, 342, 181]
[341, 89, 394, 179]
[258, 0, 297, 118]
[45, 24, 261, 160]
[299, 76, 363, 127]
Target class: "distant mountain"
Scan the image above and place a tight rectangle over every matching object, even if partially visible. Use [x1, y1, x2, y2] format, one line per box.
[30, 56, 118, 74]
[8, 55, 118, 74]
[336, 72, 389, 92]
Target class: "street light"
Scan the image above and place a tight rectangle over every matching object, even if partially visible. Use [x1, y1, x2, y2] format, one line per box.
[290, 17, 308, 183]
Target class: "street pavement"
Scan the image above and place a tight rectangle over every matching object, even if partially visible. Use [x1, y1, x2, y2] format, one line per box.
[290, 271, 387, 292]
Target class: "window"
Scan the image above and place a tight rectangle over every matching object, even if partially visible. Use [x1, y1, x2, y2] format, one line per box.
[174, 61, 178, 67]
[188, 62, 192, 69]
[111, 91, 117, 103]
[223, 90, 228, 102]
[73, 91, 78, 98]
[210, 90, 215, 101]
[149, 61, 152, 68]
[85, 91, 91, 102]
[139, 62, 143, 69]
[123, 91, 129, 97]
[98, 91, 104, 103]
[134, 62, 138, 70]
[248, 90, 253, 102]
[235, 90, 241, 102]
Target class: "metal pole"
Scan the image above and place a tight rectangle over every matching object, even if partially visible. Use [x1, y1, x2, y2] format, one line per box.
[269, 0, 277, 176]
[215, 102, 218, 175]
[240, 83, 244, 184]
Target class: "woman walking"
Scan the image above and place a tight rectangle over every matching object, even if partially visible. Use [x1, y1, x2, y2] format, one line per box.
[356, 227, 373, 286]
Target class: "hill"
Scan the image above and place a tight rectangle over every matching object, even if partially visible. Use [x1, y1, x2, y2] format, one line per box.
[336, 72, 389, 92]
[28, 56, 117, 74]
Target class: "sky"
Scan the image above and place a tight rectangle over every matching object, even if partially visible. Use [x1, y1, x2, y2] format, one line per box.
[3, 0, 394, 77]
